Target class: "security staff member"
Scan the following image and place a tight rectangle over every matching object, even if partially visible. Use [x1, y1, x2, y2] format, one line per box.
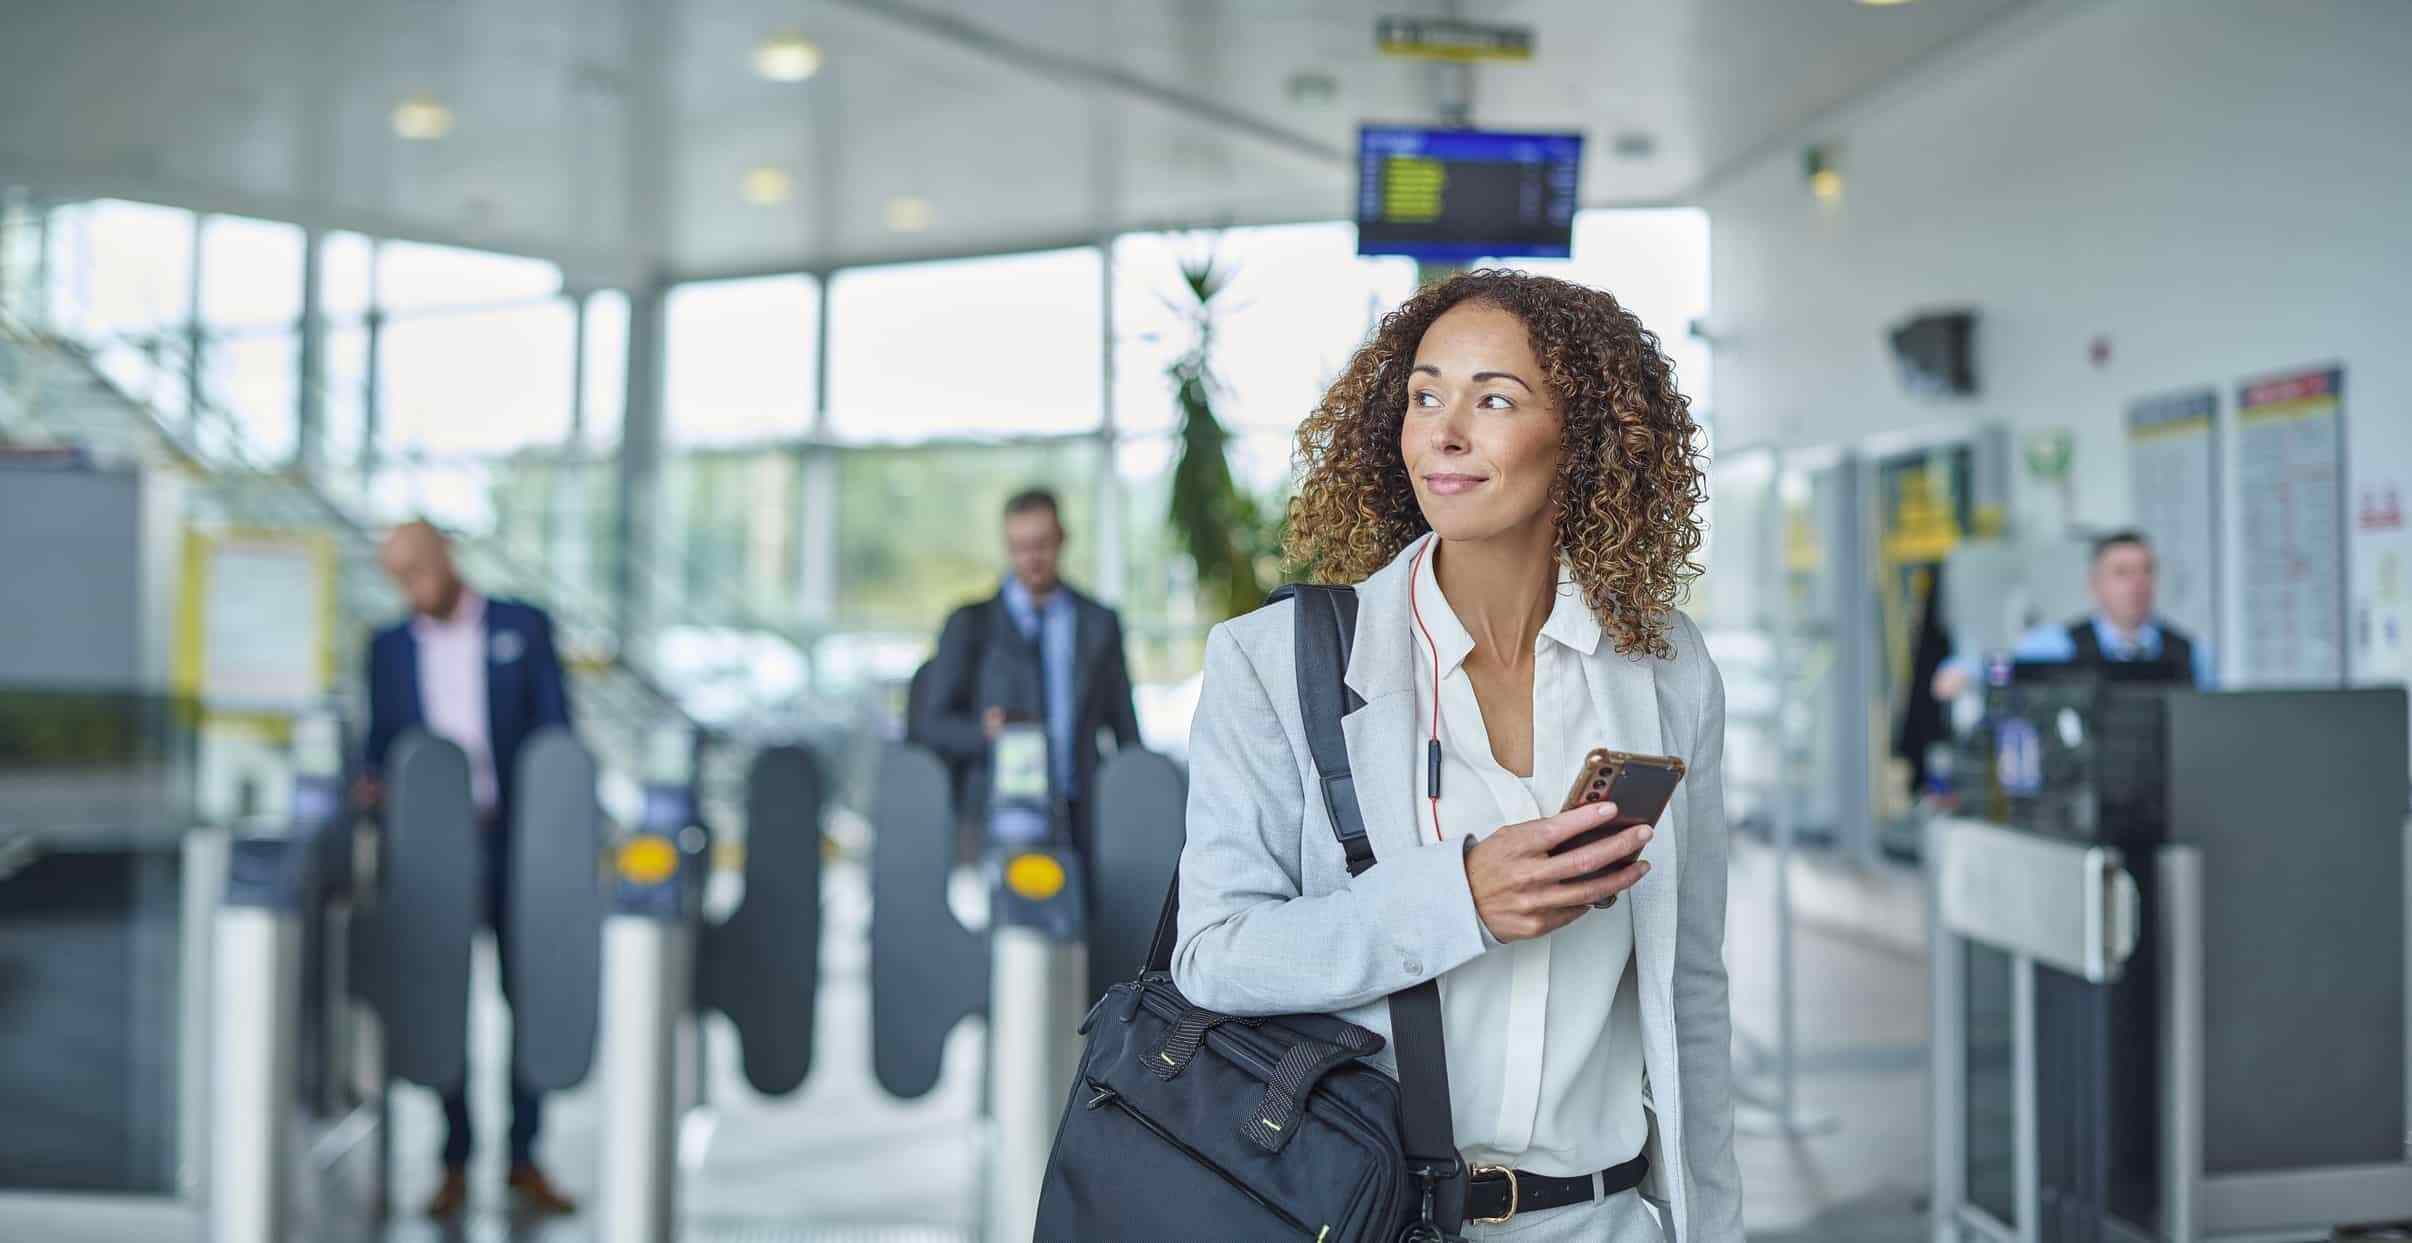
[912, 488, 1141, 861]
[1934, 529, 2214, 697]
[360, 520, 578, 1219]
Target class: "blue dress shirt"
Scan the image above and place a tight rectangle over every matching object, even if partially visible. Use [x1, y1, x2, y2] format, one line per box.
[1000, 575, 1081, 800]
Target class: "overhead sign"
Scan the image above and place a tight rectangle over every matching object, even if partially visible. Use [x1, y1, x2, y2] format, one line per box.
[1376, 17, 1534, 62]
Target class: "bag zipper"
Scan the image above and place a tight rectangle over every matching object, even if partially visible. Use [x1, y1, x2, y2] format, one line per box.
[1084, 1080, 1318, 1236]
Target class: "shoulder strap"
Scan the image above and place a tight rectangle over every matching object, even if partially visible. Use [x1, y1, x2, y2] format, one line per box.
[1271, 583, 1467, 1231]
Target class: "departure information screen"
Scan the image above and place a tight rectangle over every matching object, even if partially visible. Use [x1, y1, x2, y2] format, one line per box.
[1356, 126, 1583, 262]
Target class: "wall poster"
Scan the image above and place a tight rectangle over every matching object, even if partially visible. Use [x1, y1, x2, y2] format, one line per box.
[2236, 365, 2346, 685]
[2126, 387, 2221, 657]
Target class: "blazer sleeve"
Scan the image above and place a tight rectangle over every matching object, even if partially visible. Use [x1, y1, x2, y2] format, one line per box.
[528, 607, 573, 731]
[1673, 616, 1745, 1238]
[1101, 609, 1142, 749]
[363, 633, 397, 777]
[1170, 621, 1489, 1018]
[915, 605, 990, 762]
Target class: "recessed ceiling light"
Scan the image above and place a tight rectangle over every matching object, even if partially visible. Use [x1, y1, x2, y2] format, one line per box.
[392, 94, 454, 141]
[884, 196, 934, 233]
[754, 31, 823, 82]
[1611, 131, 1656, 160]
[1810, 169, 1845, 202]
[742, 166, 794, 206]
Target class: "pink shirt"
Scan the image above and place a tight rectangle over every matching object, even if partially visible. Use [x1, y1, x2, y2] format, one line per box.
[412, 590, 497, 815]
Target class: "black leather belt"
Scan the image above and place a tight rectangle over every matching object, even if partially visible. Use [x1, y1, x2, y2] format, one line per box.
[1466, 1153, 1649, 1225]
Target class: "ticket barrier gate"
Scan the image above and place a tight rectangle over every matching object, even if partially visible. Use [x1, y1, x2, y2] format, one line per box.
[1929, 814, 2412, 1243]
[869, 741, 1185, 1243]
[203, 721, 825, 1243]
[598, 729, 825, 1243]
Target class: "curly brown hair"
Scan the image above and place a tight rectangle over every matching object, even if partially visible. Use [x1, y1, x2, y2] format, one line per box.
[1283, 268, 1706, 659]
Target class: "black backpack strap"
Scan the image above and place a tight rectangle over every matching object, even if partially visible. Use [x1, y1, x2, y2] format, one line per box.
[1271, 583, 1468, 1235]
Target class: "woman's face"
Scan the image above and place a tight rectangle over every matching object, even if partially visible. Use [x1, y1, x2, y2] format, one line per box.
[1400, 301, 1564, 544]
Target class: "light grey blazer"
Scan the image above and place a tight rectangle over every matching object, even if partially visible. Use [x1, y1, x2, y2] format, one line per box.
[1171, 540, 1744, 1242]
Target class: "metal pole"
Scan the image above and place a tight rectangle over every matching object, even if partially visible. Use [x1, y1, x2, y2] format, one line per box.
[2011, 953, 2040, 1243]
[985, 924, 1084, 1243]
[2157, 846, 2202, 1243]
[1929, 821, 1967, 1243]
[210, 843, 304, 1243]
[600, 912, 690, 1243]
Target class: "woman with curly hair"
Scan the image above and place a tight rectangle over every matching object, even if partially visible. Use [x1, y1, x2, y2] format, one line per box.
[1172, 270, 1741, 1241]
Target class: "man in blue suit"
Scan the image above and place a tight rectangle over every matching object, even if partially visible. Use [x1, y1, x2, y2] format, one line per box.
[362, 520, 577, 1218]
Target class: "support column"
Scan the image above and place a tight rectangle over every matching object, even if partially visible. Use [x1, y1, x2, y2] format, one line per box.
[296, 228, 324, 475]
[615, 283, 667, 660]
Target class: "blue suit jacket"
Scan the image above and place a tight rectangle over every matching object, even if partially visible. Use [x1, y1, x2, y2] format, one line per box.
[363, 597, 573, 829]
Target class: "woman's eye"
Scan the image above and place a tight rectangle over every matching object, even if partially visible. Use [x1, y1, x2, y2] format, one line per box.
[1478, 393, 1515, 410]
[1411, 390, 1442, 408]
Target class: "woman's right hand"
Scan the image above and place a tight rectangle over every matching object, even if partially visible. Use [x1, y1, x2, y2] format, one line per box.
[1464, 801, 1654, 943]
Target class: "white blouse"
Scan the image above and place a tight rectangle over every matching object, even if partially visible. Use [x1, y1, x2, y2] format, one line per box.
[1407, 536, 1649, 1177]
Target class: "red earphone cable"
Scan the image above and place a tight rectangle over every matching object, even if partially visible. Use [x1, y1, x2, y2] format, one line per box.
[1408, 536, 1445, 843]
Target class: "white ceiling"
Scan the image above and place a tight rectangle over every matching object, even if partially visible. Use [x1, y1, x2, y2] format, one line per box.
[0, 0, 2036, 285]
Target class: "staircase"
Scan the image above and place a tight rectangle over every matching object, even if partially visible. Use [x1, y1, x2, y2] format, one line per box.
[0, 306, 692, 791]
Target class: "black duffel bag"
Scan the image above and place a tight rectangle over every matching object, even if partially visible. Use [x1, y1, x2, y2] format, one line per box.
[1036, 585, 1470, 1242]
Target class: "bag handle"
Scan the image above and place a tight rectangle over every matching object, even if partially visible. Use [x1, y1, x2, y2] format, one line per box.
[1271, 583, 1468, 1233]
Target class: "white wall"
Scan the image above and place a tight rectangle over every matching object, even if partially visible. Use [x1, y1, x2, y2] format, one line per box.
[1704, 0, 2412, 687]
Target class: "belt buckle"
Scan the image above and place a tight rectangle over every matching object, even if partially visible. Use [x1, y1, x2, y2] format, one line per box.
[1469, 1164, 1519, 1225]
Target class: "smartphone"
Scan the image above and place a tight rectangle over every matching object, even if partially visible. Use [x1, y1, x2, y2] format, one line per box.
[1551, 748, 1688, 904]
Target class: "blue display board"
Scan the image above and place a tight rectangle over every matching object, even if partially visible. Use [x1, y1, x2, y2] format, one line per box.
[1356, 126, 1582, 262]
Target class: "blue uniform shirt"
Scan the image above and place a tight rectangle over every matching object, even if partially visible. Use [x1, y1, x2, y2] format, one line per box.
[2008, 614, 2217, 689]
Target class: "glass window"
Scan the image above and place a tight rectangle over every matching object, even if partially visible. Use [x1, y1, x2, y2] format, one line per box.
[199, 333, 299, 463]
[319, 231, 375, 321]
[827, 248, 1102, 442]
[580, 290, 629, 449]
[375, 240, 560, 313]
[322, 323, 371, 469]
[47, 199, 194, 341]
[1113, 223, 1414, 438]
[834, 440, 1100, 631]
[198, 215, 304, 332]
[658, 448, 807, 629]
[377, 300, 576, 455]
[1483, 208, 1712, 416]
[486, 455, 622, 610]
[663, 275, 817, 445]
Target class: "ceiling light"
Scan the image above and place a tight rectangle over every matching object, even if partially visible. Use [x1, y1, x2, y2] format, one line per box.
[742, 166, 794, 206]
[391, 95, 454, 141]
[754, 31, 823, 82]
[1803, 143, 1844, 202]
[1611, 131, 1657, 160]
[884, 196, 934, 233]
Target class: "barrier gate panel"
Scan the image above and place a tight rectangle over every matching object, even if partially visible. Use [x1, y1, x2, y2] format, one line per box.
[869, 741, 986, 1100]
[698, 743, 825, 1096]
[510, 727, 606, 1092]
[367, 731, 479, 1092]
[1088, 748, 1186, 1004]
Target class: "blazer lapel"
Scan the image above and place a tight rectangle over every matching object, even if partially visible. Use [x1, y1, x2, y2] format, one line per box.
[1332, 541, 1431, 863]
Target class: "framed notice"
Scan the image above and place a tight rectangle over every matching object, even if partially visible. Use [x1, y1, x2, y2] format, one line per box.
[172, 530, 338, 711]
[2236, 366, 2347, 685]
[2126, 388, 2221, 656]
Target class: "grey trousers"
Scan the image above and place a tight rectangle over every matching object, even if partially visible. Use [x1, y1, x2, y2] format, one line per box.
[1460, 1186, 1668, 1242]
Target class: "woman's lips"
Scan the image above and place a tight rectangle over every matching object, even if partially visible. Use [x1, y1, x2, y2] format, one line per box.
[1423, 473, 1488, 496]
